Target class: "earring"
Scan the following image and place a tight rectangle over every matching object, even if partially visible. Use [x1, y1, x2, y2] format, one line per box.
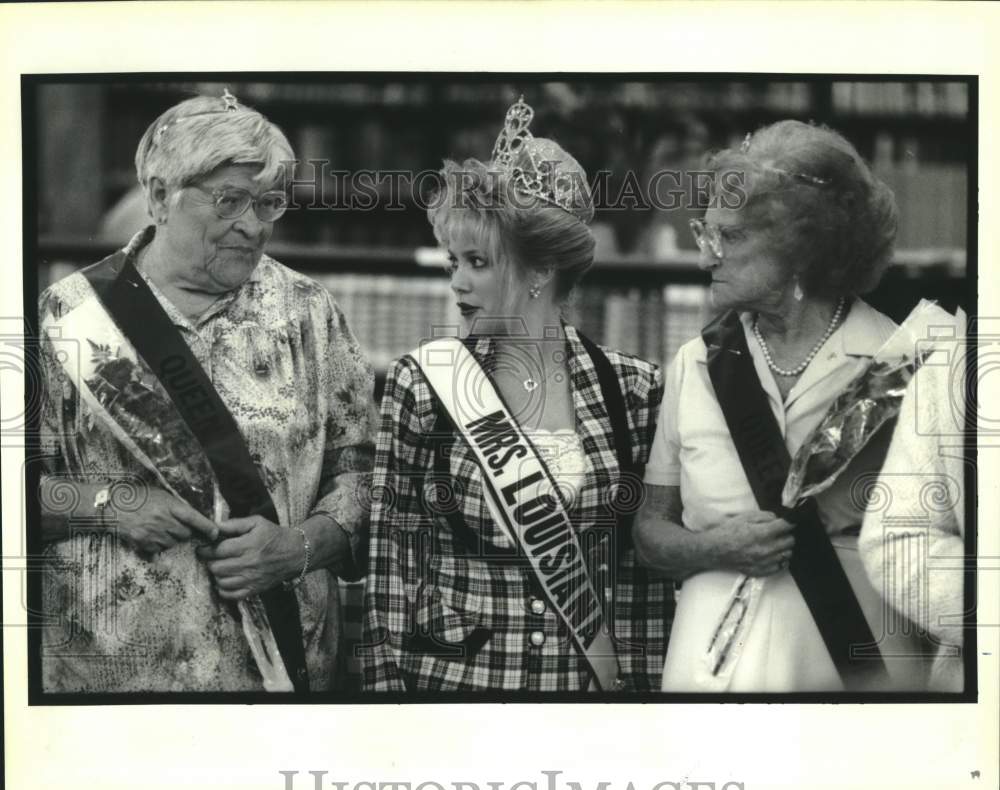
[528, 283, 541, 299]
[793, 278, 804, 302]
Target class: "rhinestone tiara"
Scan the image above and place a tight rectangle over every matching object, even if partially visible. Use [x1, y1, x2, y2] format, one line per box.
[155, 88, 241, 142]
[740, 130, 831, 187]
[490, 96, 593, 223]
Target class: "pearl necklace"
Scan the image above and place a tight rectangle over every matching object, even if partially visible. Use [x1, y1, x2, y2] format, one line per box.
[752, 298, 846, 378]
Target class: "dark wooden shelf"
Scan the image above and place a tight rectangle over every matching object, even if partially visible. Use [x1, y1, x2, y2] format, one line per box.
[35, 235, 966, 283]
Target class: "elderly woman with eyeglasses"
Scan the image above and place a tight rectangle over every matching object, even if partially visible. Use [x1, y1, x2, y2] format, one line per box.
[37, 92, 376, 693]
[633, 120, 901, 692]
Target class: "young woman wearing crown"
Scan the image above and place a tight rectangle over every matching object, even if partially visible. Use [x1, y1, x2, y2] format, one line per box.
[361, 98, 671, 692]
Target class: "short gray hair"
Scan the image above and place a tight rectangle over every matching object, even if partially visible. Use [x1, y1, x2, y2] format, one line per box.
[134, 93, 295, 198]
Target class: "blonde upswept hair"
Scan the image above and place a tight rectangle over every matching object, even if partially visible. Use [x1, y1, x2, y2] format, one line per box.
[428, 152, 596, 310]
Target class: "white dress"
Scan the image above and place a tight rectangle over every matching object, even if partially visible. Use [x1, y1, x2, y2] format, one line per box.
[644, 301, 898, 692]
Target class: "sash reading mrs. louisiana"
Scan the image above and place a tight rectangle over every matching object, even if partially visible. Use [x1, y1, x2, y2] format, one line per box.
[411, 338, 621, 691]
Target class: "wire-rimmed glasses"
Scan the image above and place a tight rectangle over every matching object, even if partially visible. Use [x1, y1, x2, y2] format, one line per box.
[689, 218, 745, 260]
[191, 185, 289, 222]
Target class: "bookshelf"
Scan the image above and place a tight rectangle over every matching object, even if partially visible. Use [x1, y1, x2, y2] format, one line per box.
[38, 79, 970, 251]
[36, 237, 968, 400]
[34, 78, 972, 393]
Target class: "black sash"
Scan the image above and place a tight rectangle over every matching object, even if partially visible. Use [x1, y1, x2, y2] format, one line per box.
[702, 310, 888, 687]
[576, 330, 640, 558]
[82, 249, 309, 692]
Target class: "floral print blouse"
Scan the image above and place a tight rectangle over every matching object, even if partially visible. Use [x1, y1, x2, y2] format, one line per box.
[38, 227, 377, 693]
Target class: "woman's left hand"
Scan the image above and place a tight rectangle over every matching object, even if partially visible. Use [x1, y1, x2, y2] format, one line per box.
[196, 516, 303, 600]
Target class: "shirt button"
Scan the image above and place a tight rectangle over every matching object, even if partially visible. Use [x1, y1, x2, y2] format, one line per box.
[529, 630, 546, 647]
[529, 598, 546, 615]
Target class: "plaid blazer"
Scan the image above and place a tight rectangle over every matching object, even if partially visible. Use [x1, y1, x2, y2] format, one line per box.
[361, 325, 671, 692]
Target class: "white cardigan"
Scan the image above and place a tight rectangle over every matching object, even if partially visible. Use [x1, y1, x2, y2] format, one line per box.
[859, 338, 967, 692]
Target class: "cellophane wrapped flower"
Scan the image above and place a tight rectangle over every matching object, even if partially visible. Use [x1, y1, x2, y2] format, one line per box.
[45, 299, 293, 692]
[84, 339, 215, 513]
[782, 300, 963, 508]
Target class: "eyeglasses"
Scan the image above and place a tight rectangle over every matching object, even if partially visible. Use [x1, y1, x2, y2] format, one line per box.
[689, 218, 745, 260]
[191, 185, 289, 222]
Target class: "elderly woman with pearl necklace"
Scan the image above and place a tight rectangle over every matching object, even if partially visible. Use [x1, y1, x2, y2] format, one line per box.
[634, 119, 901, 692]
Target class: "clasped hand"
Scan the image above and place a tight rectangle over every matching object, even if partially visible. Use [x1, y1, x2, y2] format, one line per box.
[710, 510, 796, 577]
[115, 488, 218, 558]
[116, 489, 302, 600]
[196, 516, 303, 601]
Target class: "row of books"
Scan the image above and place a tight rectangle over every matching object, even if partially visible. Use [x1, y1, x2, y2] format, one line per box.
[276, 123, 968, 253]
[121, 81, 437, 108]
[831, 81, 968, 118]
[110, 81, 967, 136]
[671, 82, 813, 114]
[598, 285, 711, 369]
[117, 81, 816, 114]
[314, 273, 457, 371]
[879, 164, 968, 249]
[94, 79, 970, 253]
[315, 272, 711, 374]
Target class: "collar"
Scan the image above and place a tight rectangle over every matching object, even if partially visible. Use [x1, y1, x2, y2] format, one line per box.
[695, 297, 897, 364]
[736, 298, 895, 360]
[745, 297, 898, 412]
[467, 322, 586, 370]
[124, 225, 265, 329]
[832, 297, 898, 357]
[122, 224, 156, 259]
[457, 323, 607, 468]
